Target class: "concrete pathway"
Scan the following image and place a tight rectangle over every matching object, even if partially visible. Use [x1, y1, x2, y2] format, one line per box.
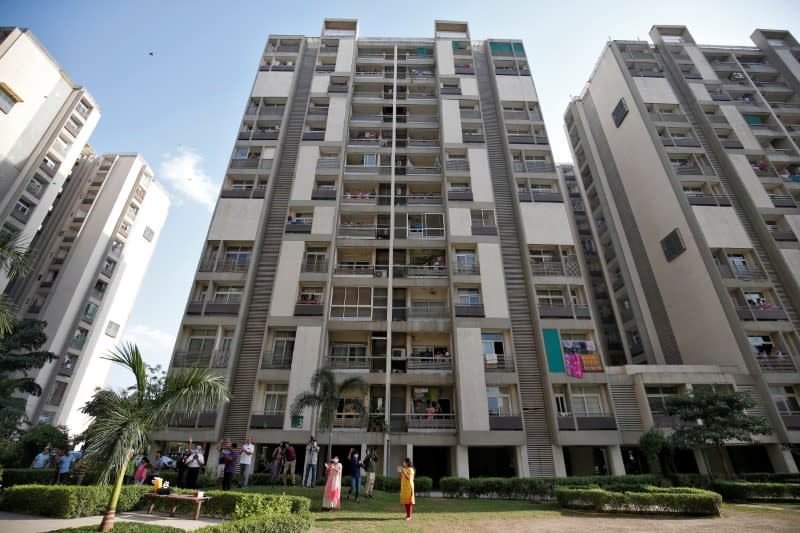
[0, 511, 223, 532]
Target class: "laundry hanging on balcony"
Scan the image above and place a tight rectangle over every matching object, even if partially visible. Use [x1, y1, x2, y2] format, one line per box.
[564, 353, 584, 378]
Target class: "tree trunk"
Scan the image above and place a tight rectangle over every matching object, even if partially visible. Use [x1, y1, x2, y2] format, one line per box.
[99, 458, 128, 532]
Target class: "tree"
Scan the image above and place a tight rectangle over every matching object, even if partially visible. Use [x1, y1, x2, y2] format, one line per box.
[289, 368, 367, 462]
[0, 230, 34, 338]
[0, 319, 57, 437]
[664, 388, 772, 478]
[638, 428, 670, 478]
[80, 343, 230, 532]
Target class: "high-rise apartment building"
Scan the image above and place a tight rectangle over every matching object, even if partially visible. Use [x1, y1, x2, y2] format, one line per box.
[10, 153, 170, 433]
[159, 18, 614, 480]
[564, 26, 800, 475]
[0, 27, 100, 291]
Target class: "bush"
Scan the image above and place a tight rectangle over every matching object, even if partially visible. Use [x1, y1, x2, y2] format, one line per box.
[374, 475, 400, 492]
[738, 472, 800, 484]
[51, 524, 183, 533]
[711, 481, 800, 502]
[440, 476, 469, 498]
[0, 484, 151, 518]
[0, 467, 58, 487]
[144, 489, 310, 519]
[415, 476, 432, 496]
[555, 485, 722, 516]
[195, 512, 313, 533]
[441, 474, 660, 500]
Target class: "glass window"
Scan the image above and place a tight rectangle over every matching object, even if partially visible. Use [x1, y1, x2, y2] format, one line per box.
[187, 328, 216, 353]
[571, 385, 605, 415]
[553, 385, 569, 415]
[143, 226, 155, 242]
[457, 287, 481, 305]
[771, 386, 800, 414]
[224, 245, 252, 263]
[264, 383, 288, 413]
[330, 286, 373, 318]
[487, 386, 513, 416]
[537, 288, 565, 306]
[82, 302, 98, 321]
[105, 321, 120, 338]
[0, 82, 20, 114]
[645, 385, 680, 414]
[298, 286, 323, 304]
[213, 286, 243, 303]
[272, 331, 295, 356]
[455, 249, 477, 273]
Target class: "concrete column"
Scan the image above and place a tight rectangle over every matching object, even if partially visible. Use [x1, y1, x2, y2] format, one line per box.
[766, 443, 799, 473]
[406, 443, 414, 464]
[515, 445, 529, 477]
[455, 445, 469, 478]
[552, 445, 567, 477]
[607, 445, 626, 476]
[693, 449, 710, 475]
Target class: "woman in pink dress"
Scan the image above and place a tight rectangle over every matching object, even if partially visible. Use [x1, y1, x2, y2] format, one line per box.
[322, 456, 343, 511]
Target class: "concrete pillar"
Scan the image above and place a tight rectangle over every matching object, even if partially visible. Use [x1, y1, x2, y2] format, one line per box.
[766, 443, 799, 473]
[552, 445, 567, 477]
[607, 445, 626, 476]
[455, 445, 469, 478]
[693, 449, 710, 475]
[515, 445, 529, 477]
[406, 443, 414, 464]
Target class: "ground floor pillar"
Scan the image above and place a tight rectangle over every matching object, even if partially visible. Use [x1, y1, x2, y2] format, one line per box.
[454, 445, 469, 478]
[607, 444, 626, 476]
[766, 443, 799, 473]
[552, 445, 567, 477]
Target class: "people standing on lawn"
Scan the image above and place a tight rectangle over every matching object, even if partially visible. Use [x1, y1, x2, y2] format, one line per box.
[322, 456, 343, 511]
[215, 439, 231, 487]
[31, 447, 51, 468]
[134, 457, 150, 485]
[303, 437, 320, 488]
[239, 436, 255, 488]
[362, 447, 379, 498]
[399, 458, 416, 521]
[56, 449, 75, 484]
[271, 443, 285, 483]
[346, 447, 362, 502]
[283, 441, 297, 486]
[176, 447, 190, 488]
[222, 442, 240, 490]
[184, 445, 205, 489]
[151, 450, 166, 482]
[124, 455, 136, 484]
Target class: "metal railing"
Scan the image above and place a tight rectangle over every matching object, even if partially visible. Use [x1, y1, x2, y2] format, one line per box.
[453, 263, 480, 275]
[393, 264, 448, 278]
[173, 351, 212, 367]
[260, 352, 293, 369]
[392, 413, 456, 431]
[756, 356, 797, 372]
[483, 354, 516, 372]
[302, 256, 329, 273]
[211, 349, 230, 368]
[512, 160, 556, 173]
[530, 259, 580, 276]
[406, 300, 449, 318]
[334, 262, 375, 276]
[337, 224, 391, 239]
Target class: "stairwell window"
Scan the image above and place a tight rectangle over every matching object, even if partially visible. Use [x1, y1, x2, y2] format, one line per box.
[481, 332, 505, 366]
[0, 82, 22, 113]
[105, 321, 120, 338]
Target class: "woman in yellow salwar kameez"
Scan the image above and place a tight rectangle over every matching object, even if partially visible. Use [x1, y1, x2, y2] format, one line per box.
[398, 458, 416, 520]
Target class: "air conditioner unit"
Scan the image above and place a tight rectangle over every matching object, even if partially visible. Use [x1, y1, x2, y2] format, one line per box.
[392, 348, 406, 359]
[374, 270, 384, 278]
[730, 72, 745, 81]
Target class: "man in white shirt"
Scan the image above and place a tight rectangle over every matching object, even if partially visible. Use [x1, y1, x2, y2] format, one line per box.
[184, 445, 205, 489]
[303, 437, 320, 487]
[239, 436, 255, 487]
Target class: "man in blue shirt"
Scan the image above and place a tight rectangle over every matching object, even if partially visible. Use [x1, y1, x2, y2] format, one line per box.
[346, 447, 363, 503]
[57, 449, 75, 484]
[31, 447, 51, 468]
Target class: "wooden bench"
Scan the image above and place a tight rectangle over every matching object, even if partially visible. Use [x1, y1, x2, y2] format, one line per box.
[142, 493, 212, 520]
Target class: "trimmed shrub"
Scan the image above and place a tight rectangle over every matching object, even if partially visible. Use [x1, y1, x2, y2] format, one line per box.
[195, 512, 313, 533]
[415, 476, 433, 496]
[374, 475, 400, 493]
[711, 481, 800, 502]
[51, 524, 182, 533]
[441, 474, 659, 500]
[156, 470, 218, 489]
[556, 485, 722, 516]
[0, 468, 58, 487]
[738, 473, 800, 484]
[144, 489, 309, 519]
[0, 484, 151, 518]
[440, 476, 469, 498]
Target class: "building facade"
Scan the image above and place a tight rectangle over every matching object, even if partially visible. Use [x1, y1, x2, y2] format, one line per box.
[158, 19, 619, 480]
[564, 26, 800, 475]
[0, 27, 100, 291]
[11, 153, 170, 433]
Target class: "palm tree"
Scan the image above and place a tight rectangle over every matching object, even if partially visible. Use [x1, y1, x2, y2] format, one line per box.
[289, 368, 367, 462]
[81, 343, 230, 532]
[0, 230, 33, 338]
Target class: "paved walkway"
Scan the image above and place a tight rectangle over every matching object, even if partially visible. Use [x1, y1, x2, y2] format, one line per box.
[0, 511, 223, 532]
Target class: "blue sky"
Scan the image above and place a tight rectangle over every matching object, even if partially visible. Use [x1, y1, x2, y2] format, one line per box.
[5, 0, 798, 388]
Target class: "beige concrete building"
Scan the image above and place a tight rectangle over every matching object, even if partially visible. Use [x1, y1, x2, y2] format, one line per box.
[0, 27, 100, 291]
[9, 153, 170, 433]
[564, 26, 800, 475]
[158, 18, 619, 480]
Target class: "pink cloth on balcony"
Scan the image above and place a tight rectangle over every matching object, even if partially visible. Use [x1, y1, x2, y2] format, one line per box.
[565, 353, 584, 378]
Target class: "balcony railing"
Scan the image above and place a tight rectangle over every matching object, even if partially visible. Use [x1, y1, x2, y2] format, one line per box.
[11, 205, 31, 224]
[338, 224, 390, 239]
[453, 263, 480, 275]
[717, 262, 767, 280]
[445, 159, 469, 172]
[537, 304, 592, 319]
[406, 301, 449, 318]
[484, 354, 516, 372]
[513, 160, 556, 174]
[507, 134, 549, 145]
[211, 349, 230, 368]
[26, 181, 45, 199]
[70, 336, 87, 351]
[448, 189, 473, 201]
[260, 352, 293, 369]
[302, 257, 329, 273]
[471, 224, 497, 236]
[558, 413, 618, 431]
[756, 355, 797, 372]
[391, 413, 456, 432]
[294, 301, 324, 316]
[735, 307, 789, 321]
[770, 194, 797, 208]
[454, 303, 485, 317]
[530, 259, 580, 277]
[489, 413, 524, 431]
[334, 262, 374, 276]
[770, 229, 798, 242]
[249, 411, 285, 429]
[325, 354, 383, 371]
[392, 264, 448, 278]
[40, 160, 58, 177]
[173, 351, 212, 367]
[395, 226, 445, 239]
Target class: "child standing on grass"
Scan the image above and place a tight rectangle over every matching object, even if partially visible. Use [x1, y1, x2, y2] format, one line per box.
[399, 458, 416, 520]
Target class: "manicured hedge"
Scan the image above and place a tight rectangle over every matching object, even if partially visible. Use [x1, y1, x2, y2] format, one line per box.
[711, 481, 800, 502]
[440, 474, 659, 500]
[738, 473, 800, 484]
[0, 484, 151, 518]
[194, 512, 313, 533]
[51, 524, 183, 533]
[0, 468, 59, 487]
[555, 485, 722, 516]
[144, 489, 310, 519]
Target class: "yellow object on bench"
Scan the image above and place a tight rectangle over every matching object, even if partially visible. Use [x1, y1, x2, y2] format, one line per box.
[142, 493, 212, 520]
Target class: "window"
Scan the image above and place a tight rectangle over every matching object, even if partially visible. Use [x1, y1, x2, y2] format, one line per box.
[330, 343, 368, 361]
[213, 286, 243, 303]
[537, 288, 565, 306]
[0, 82, 21, 114]
[224, 245, 251, 264]
[143, 226, 155, 242]
[82, 302, 98, 322]
[187, 328, 216, 354]
[455, 249, 477, 273]
[272, 331, 296, 357]
[71, 328, 89, 349]
[77, 100, 91, 116]
[14, 200, 31, 216]
[612, 98, 629, 127]
[529, 248, 557, 264]
[53, 136, 68, 152]
[234, 147, 249, 159]
[771, 386, 800, 414]
[471, 209, 495, 227]
[298, 286, 323, 304]
[646, 386, 680, 414]
[457, 287, 481, 305]
[571, 385, 606, 415]
[105, 321, 120, 338]
[263, 383, 288, 413]
[487, 386, 513, 416]
[481, 332, 505, 365]
[330, 286, 373, 318]
[127, 204, 139, 220]
[661, 228, 686, 262]
[553, 385, 569, 415]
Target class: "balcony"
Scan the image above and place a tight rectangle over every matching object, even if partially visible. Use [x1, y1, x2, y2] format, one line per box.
[673, 164, 713, 176]
[454, 304, 485, 317]
[216, 259, 250, 273]
[302, 131, 326, 141]
[260, 352, 293, 369]
[285, 222, 312, 234]
[453, 263, 480, 276]
[328, 84, 349, 94]
[445, 159, 469, 172]
[405, 166, 442, 177]
[252, 130, 280, 141]
[660, 137, 702, 148]
[455, 65, 474, 75]
[220, 188, 253, 198]
[440, 87, 462, 96]
[537, 304, 591, 319]
[250, 411, 285, 429]
[757, 355, 797, 372]
[652, 414, 695, 427]
[770, 229, 797, 242]
[393, 264, 448, 278]
[530, 259, 580, 277]
[685, 193, 731, 206]
[532, 191, 564, 203]
[211, 349, 230, 368]
[204, 298, 241, 315]
[391, 413, 456, 432]
[294, 302, 324, 316]
[10, 205, 31, 224]
[462, 133, 485, 143]
[735, 306, 789, 321]
[230, 158, 261, 169]
[407, 353, 453, 371]
[338, 224, 390, 239]
[64, 121, 81, 137]
[26, 181, 45, 199]
[717, 262, 767, 280]
[186, 300, 205, 314]
[781, 414, 800, 429]
[316, 157, 340, 172]
[489, 413, 523, 431]
[325, 354, 384, 372]
[173, 351, 212, 367]
[484, 353, 515, 372]
[70, 336, 87, 350]
[513, 160, 556, 174]
[311, 188, 337, 200]
[171, 411, 217, 428]
[507, 134, 549, 145]
[558, 414, 618, 431]
[770, 194, 797, 208]
[405, 300, 449, 319]
[39, 160, 58, 177]
[720, 139, 744, 149]
[448, 189, 473, 201]
[628, 69, 665, 78]
[315, 64, 335, 72]
[395, 226, 445, 240]
[650, 112, 688, 123]
[471, 224, 497, 236]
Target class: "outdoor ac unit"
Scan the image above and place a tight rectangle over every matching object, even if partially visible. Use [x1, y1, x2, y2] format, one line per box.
[374, 270, 384, 278]
[392, 348, 406, 359]
[730, 72, 745, 81]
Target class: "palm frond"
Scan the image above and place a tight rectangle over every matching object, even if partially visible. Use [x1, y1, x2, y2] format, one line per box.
[0, 230, 33, 281]
[310, 368, 336, 398]
[289, 391, 324, 418]
[0, 294, 18, 338]
[337, 376, 368, 396]
[152, 366, 230, 423]
[103, 343, 147, 401]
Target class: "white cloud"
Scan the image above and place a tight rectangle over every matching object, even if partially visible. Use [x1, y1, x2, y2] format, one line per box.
[158, 147, 218, 211]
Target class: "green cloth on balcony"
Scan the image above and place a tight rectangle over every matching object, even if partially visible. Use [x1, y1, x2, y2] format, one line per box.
[543, 329, 565, 373]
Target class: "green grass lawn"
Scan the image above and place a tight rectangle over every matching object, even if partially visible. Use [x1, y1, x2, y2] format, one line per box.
[238, 485, 559, 532]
